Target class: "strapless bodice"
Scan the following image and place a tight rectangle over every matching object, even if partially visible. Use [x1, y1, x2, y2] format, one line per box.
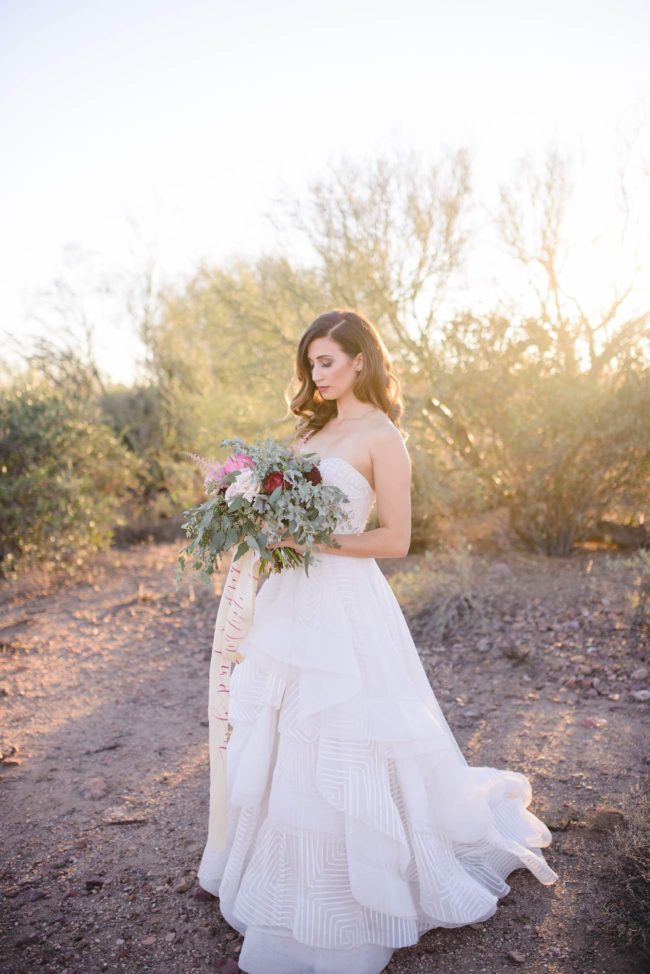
[318, 455, 376, 534]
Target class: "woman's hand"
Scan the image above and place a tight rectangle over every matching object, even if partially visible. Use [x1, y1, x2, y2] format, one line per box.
[267, 537, 308, 555]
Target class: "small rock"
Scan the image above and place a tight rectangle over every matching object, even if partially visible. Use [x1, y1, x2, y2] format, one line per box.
[102, 805, 148, 824]
[507, 949, 526, 963]
[490, 562, 512, 577]
[51, 858, 72, 870]
[194, 887, 216, 902]
[547, 657, 567, 671]
[142, 935, 156, 946]
[502, 643, 532, 662]
[631, 666, 649, 681]
[174, 877, 194, 894]
[630, 689, 650, 702]
[84, 875, 104, 891]
[591, 807, 627, 832]
[579, 716, 607, 728]
[213, 960, 239, 974]
[79, 776, 110, 800]
[25, 887, 48, 902]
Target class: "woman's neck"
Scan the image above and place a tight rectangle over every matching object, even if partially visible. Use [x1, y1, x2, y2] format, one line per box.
[333, 398, 378, 422]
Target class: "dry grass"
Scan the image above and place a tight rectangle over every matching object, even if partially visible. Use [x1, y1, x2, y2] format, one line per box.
[602, 777, 650, 967]
[387, 543, 490, 643]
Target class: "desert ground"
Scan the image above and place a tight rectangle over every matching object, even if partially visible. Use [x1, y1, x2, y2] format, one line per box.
[1, 530, 648, 974]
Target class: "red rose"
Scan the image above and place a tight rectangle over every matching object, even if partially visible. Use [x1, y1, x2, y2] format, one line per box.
[262, 470, 292, 493]
[304, 465, 322, 486]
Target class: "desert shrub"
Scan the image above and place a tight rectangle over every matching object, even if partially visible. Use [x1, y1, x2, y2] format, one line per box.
[602, 549, 650, 651]
[417, 317, 650, 557]
[502, 369, 650, 556]
[389, 544, 489, 642]
[407, 434, 495, 551]
[603, 779, 650, 967]
[100, 382, 201, 528]
[0, 378, 141, 576]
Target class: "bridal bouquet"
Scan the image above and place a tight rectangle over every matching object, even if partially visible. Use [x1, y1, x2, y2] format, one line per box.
[176, 436, 352, 583]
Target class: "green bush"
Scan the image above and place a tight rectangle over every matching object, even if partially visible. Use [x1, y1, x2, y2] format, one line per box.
[501, 369, 650, 555]
[0, 379, 141, 576]
[99, 382, 206, 530]
[414, 312, 650, 556]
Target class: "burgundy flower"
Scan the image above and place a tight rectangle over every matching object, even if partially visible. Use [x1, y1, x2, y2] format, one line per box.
[304, 465, 322, 486]
[262, 470, 292, 494]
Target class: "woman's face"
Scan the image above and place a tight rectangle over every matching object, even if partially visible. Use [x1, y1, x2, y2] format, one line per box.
[306, 336, 361, 400]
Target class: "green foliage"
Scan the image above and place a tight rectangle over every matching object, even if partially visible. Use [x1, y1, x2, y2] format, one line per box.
[144, 256, 324, 454]
[100, 382, 199, 523]
[504, 370, 650, 555]
[0, 378, 141, 576]
[415, 313, 650, 555]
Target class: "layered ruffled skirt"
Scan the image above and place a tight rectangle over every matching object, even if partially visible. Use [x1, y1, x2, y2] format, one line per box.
[197, 552, 558, 974]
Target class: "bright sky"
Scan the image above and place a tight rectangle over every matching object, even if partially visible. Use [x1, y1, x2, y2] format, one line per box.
[1, 0, 648, 383]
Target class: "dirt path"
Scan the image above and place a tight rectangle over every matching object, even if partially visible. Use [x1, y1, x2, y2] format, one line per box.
[1, 541, 647, 973]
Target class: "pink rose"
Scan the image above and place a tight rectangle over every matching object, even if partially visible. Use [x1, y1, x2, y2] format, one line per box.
[222, 453, 255, 475]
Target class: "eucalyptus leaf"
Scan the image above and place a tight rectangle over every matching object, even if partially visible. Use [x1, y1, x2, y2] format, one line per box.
[233, 541, 249, 561]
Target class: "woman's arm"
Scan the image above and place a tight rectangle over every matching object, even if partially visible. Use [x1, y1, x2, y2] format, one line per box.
[317, 426, 412, 559]
[315, 526, 406, 559]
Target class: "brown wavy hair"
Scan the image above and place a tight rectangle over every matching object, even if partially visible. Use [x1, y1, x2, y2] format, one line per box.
[288, 309, 406, 442]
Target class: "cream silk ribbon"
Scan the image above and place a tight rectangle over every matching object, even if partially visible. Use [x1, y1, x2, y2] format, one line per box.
[206, 546, 261, 853]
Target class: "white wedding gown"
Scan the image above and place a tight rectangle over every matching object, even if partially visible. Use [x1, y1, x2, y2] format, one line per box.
[197, 456, 558, 974]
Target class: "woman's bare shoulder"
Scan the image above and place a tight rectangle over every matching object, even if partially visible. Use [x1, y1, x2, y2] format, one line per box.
[369, 416, 409, 462]
[369, 412, 405, 442]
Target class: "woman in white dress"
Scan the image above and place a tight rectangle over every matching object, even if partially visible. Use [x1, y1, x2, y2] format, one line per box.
[197, 308, 558, 974]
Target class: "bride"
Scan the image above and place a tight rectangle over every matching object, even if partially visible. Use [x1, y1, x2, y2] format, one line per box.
[197, 308, 558, 974]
